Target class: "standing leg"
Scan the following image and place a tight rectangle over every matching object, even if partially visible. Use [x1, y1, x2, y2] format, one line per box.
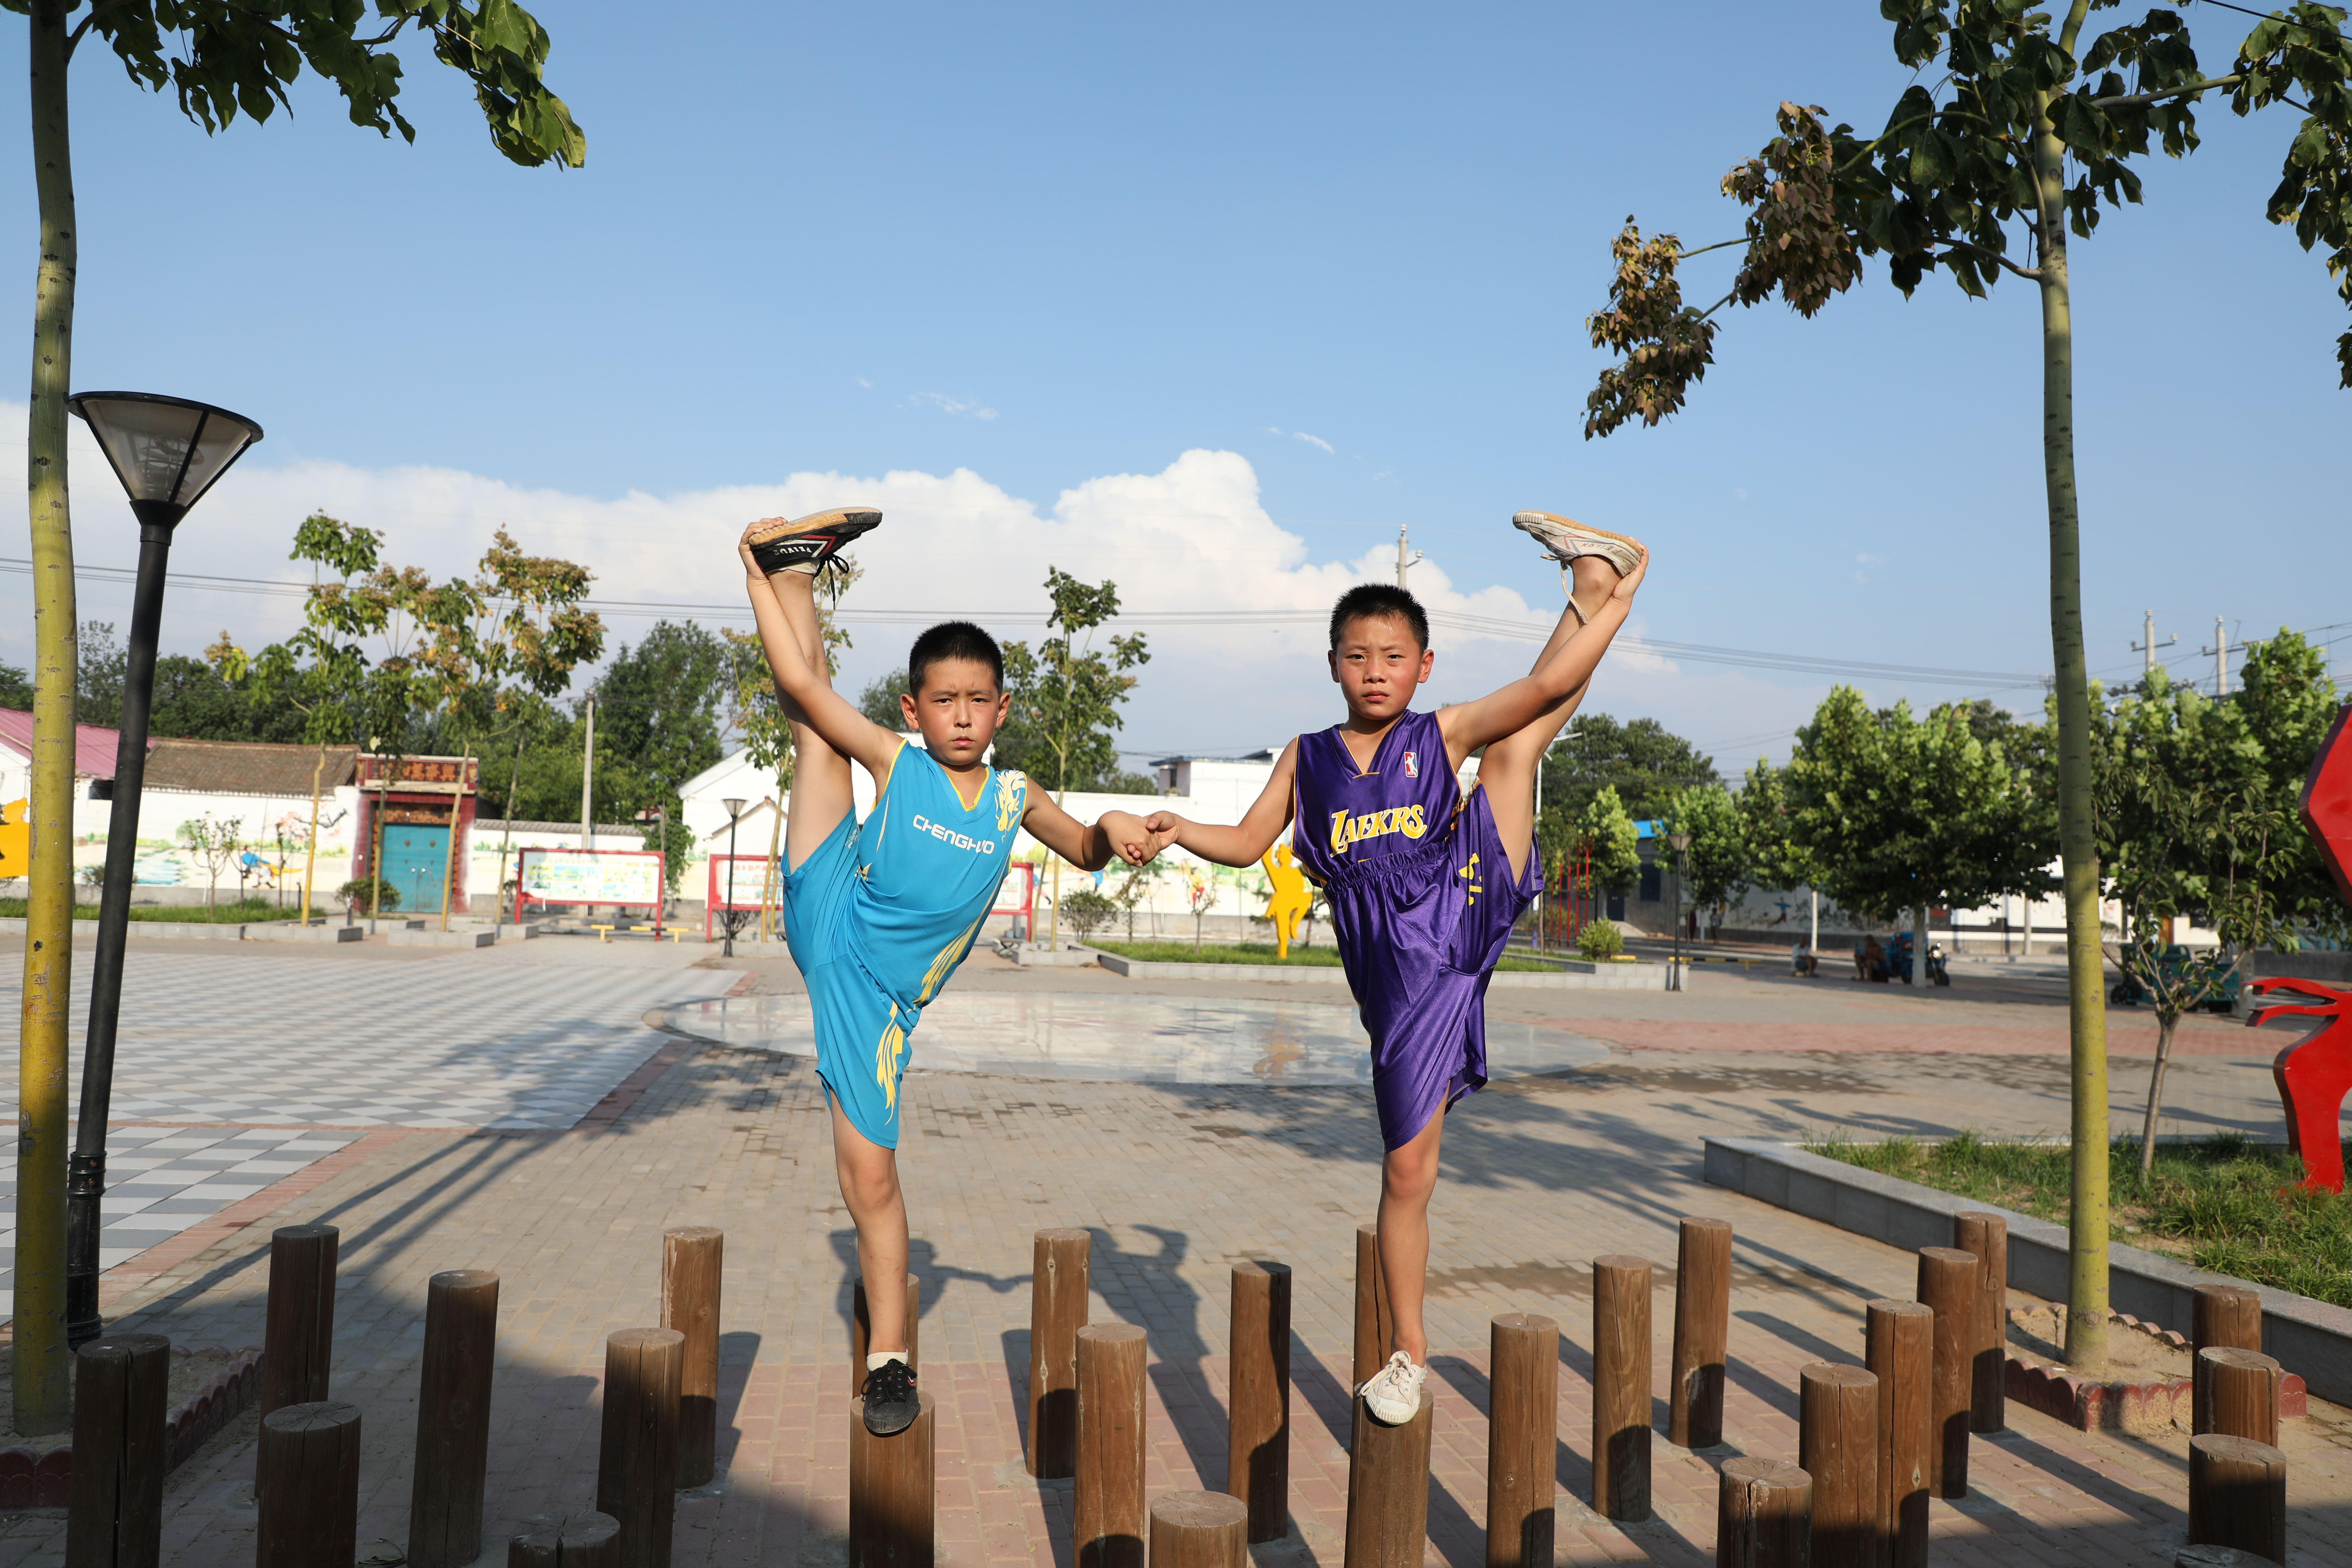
[760, 562, 857, 873]
[830, 1093, 911, 1349]
[1480, 555, 1625, 880]
[1376, 1110, 1446, 1364]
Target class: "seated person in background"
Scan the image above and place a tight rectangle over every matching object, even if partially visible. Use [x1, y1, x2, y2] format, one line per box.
[1856, 934, 1885, 982]
[1792, 939, 1818, 978]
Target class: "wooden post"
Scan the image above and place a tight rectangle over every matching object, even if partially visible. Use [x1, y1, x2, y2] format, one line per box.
[596, 1328, 682, 1568]
[1226, 1261, 1290, 1544]
[1074, 1325, 1148, 1568]
[1591, 1254, 1652, 1523]
[2187, 1433, 2286, 1563]
[2194, 1283, 2264, 1356]
[408, 1269, 500, 1568]
[255, 1401, 361, 1568]
[507, 1510, 622, 1568]
[1028, 1228, 1090, 1479]
[1352, 1224, 1393, 1389]
[1864, 1300, 1933, 1568]
[2200, 1348, 2283, 1447]
[2193, 1285, 2266, 1436]
[1668, 1218, 1732, 1449]
[852, 1272, 922, 1384]
[1150, 1492, 1247, 1568]
[66, 1332, 169, 1568]
[1798, 1364, 1878, 1568]
[662, 1228, 723, 1490]
[1917, 1246, 1976, 1497]
[849, 1391, 936, 1568]
[1487, 1313, 1558, 1568]
[1715, 1456, 1811, 1568]
[1343, 1385, 1432, 1568]
[261, 1224, 338, 1419]
[1952, 1212, 2008, 1432]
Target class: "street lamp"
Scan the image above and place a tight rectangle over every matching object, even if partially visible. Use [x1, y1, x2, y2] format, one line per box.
[63, 391, 263, 1346]
[721, 797, 746, 957]
[1666, 831, 1693, 994]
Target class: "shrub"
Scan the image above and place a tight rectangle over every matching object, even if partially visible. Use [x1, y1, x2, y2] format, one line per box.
[1058, 889, 1117, 941]
[336, 876, 400, 916]
[1576, 919, 1625, 960]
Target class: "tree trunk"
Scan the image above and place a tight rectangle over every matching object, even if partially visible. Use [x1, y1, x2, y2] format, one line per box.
[302, 744, 327, 924]
[13, 0, 78, 1435]
[438, 744, 469, 931]
[1912, 902, 1929, 989]
[2140, 1011, 2179, 1179]
[2036, 76, 2111, 1372]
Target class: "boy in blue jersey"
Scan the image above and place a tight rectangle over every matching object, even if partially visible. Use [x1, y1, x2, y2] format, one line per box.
[740, 509, 1157, 1436]
[1142, 513, 1646, 1424]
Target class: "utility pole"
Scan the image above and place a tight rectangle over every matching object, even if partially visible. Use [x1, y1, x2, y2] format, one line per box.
[1395, 525, 1422, 589]
[2201, 618, 2232, 697]
[579, 689, 596, 852]
[2130, 610, 2175, 684]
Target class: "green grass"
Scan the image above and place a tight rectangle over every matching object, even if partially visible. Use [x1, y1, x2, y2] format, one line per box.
[1085, 938, 1572, 972]
[1812, 1130, 2352, 1310]
[0, 896, 303, 924]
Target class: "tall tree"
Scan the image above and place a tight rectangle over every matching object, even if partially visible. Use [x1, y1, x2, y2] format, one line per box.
[596, 621, 730, 810]
[1778, 687, 2057, 976]
[1000, 568, 1151, 793]
[1659, 781, 1752, 932]
[1575, 2, 2352, 1367]
[1538, 713, 1719, 823]
[1577, 783, 1644, 896]
[1002, 567, 1148, 947]
[2094, 669, 2297, 1171]
[8, 0, 582, 1430]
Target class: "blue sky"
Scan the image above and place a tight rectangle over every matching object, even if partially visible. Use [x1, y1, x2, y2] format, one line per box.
[0, 0, 2343, 777]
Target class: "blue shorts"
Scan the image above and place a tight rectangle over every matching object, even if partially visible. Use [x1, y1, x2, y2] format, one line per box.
[784, 810, 917, 1149]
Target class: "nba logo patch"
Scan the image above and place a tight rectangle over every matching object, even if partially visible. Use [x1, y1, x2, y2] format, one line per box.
[1404, 751, 1419, 778]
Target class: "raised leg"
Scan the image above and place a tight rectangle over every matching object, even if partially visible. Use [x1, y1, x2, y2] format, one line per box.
[764, 566, 857, 873]
[1480, 556, 1623, 881]
[1376, 1110, 1446, 1364]
[830, 1093, 911, 1353]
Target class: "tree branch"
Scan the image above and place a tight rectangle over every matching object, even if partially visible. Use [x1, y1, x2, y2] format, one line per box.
[1936, 236, 2045, 282]
[1679, 237, 1749, 261]
[2090, 74, 2243, 108]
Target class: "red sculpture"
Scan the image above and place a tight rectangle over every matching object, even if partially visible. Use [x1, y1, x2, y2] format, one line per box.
[2248, 701, 2352, 1193]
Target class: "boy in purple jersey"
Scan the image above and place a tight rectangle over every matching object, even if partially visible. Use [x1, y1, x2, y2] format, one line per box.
[1143, 512, 1646, 1423]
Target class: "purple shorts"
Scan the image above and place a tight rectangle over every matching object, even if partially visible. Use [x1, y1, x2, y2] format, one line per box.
[1321, 785, 1540, 1149]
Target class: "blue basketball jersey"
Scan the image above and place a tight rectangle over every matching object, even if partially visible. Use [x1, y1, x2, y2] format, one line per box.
[846, 743, 1027, 1007]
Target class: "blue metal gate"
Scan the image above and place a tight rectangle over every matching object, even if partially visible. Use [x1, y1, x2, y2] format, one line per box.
[379, 824, 451, 915]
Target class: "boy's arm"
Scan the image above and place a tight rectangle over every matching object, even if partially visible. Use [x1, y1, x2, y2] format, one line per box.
[739, 542, 899, 778]
[1021, 797, 1158, 869]
[1437, 550, 1647, 761]
[1141, 740, 1298, 868]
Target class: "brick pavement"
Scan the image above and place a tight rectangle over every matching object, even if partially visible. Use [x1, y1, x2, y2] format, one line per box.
[3, 946, 2345, 1565]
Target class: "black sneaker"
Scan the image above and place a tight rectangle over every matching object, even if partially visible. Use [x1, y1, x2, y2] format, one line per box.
[861, 1357, 918, 1436]
[747, 506, 882, 575]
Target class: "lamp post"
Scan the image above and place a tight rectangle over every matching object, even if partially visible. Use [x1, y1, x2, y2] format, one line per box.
[63, 391, 263, 1346]
[1666, 831, 1693, 995]
[721, 797, 746, 957]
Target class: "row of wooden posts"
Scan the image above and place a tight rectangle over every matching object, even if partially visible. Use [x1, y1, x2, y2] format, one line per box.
[57, 1211, 2296, 1568]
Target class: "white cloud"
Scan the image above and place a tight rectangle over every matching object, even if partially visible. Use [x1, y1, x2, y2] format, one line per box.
[1265, 426, 1334, 453]
[0, 414, 1821, 760]
[904, 391, 998, 420]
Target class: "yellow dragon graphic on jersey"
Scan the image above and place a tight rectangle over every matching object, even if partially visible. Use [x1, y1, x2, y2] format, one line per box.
[995, 769, 1028, 833]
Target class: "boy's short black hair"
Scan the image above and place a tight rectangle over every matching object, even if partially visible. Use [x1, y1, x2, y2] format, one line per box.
[908, 620, 1005, 693]
[1329, 583, 1429, 651]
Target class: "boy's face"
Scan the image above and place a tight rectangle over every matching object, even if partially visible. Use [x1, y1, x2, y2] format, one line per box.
[900, 656, 1009, 768]
[1327, 612, 1433, 721]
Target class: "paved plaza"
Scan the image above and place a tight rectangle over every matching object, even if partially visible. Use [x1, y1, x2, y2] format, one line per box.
[0, 932, 2343, 1566]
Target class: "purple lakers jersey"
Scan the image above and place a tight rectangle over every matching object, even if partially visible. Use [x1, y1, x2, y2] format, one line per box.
[1292, 709, 1539, 1148]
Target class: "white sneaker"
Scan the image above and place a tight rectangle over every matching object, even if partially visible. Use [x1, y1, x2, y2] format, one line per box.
[1358, 1351, 1427, 1426]
[1511, 510, 1644, 578]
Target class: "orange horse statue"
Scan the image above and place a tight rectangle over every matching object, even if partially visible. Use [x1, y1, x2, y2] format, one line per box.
[2247, 701, 2352, 1192]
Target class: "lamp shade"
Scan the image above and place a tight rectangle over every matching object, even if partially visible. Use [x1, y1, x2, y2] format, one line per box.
[722, 798, 746, 817]
[68, 391, 263, 524]
[1667, 833, 1692, 853]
